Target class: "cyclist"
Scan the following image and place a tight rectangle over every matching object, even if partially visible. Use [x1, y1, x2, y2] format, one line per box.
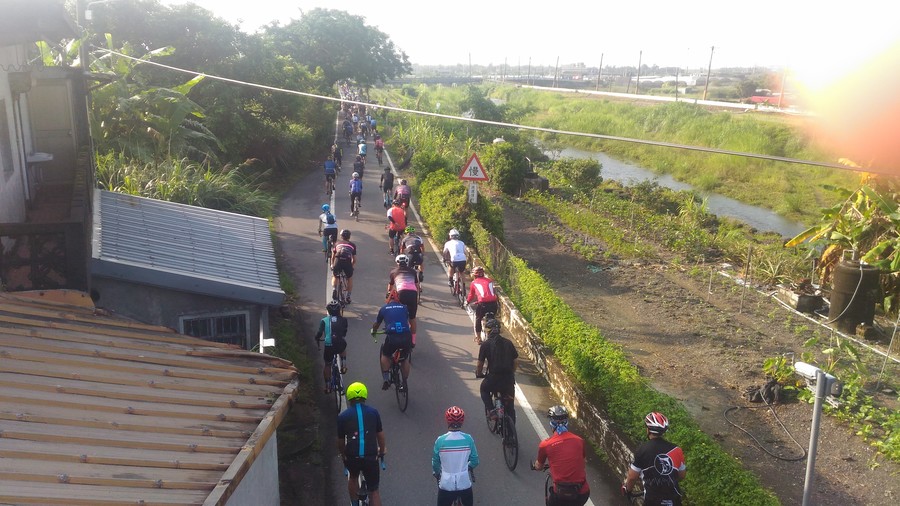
[380, 166, 395, 208]
[466, 266, 498, 343]
[337, 382, 386, 506]
[331, 143, 343, 169]
[401, 226, 425, 282]
[433, 406, 479, 506]
[342, 120, 353, 143]
[374, 134, 385, 162]
[386, 200, 407, 255]
[531, 406, 591, 506]
[371, 297, 413, 392]
[358, 138, 368, 162]
[332, 229, 357, 303]
[314, 300, 348, 393]
[393, 178, 411, 210]
[318, 204, 338, 253]
[324, 156, 337, 194]
[351, 111, 360, 132]
[442, 229, 467, 288]
[360, 118, 369, 139]
[387, 254, 421, 345]
[349, 172, 363, 213]
[370, 116, 378, 135]
[475, 317, 518, 423]
[622, 412, 686, 506]
[353, 154, 365, 179]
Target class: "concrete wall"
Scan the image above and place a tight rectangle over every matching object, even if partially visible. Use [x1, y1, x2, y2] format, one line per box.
[496, 293, 636, 477]
[226, 433, 280, 506]
[91, 276, 263, 346]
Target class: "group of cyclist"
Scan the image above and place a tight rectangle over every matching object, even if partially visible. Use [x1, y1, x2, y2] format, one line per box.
[325, 89, 686, 506]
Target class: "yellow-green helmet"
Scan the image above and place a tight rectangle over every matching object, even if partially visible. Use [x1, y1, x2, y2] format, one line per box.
[346, 382, 368, 402]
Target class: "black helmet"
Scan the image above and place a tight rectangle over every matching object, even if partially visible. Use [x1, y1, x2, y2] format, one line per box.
[484, 317, 500, 331]
[326, 300, 341, 314]
[548, 405, 569, 428]
[340, 229, 351, 239]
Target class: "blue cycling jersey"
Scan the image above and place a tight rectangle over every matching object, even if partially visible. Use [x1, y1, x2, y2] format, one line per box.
[349, 179, 363, 193]
[375, 301, 410, 334]
[358, 144, 368, 156]
[324, 160, 336, 174]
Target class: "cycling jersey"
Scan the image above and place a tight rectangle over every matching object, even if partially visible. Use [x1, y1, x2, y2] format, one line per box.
[337, 402, 383, 458]
[389, 266, 418, 293]
[394, 184, 411, 197]
[433, 430, 479, 492]
[374, 301, 410, 334]
[333, 240, 356, 261]
[630, 438, 685, 505]
[537, 431, 590, 497]
[467, 277, 498, 304]
[380, 171, 394, 190]
[324, 160, 336, 175]
[443, 239, 466, 262]
[349, 179, 363, 194]
[375, 139, 384, 150]
[402, 235, 424, 254]
[358, 144, 367, 156]
[315, 315, 348, 347]
[387, 207, 407, 232]
[320, 212, 338, 230]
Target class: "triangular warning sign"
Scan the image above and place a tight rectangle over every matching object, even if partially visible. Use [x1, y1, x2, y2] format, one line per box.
[458, 153, 489, 181]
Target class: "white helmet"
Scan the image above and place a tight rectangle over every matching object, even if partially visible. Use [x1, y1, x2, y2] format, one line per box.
[449, 229, 460, 239]
[395, 254, 410, 266]
[352, 172, 360, 179]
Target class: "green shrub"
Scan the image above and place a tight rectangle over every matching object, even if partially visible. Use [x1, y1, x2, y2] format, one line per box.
[480, 142, 531, 196]
[418, 170, 504, 244]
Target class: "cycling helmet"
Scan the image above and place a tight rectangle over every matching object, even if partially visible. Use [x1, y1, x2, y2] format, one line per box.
[340, 229, 351, 239]
[445, 406, 465, 429]
[449, 229, 460, 239]
[321, 204, 330, 212]
[472, 266, 484, 277]
[395, 254, 410, 266]
[399, 179, 407, 185]
[326, 300, 341, 314]
[392, 199, 401, 206]
[352, 172, 360, 179]
[644, 411, 669, 435]
[548, 405, 569, 427]
[346, 382, 368, 402]
[484, 317, 501, 333]
[404, 226, 415, 234]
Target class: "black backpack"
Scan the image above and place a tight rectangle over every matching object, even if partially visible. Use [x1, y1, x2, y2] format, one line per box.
[489, 337, 517, 375]
[325, 212, 336, 225]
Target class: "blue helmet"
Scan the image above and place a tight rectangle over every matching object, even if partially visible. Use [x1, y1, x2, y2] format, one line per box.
[322, 204, 330, 212]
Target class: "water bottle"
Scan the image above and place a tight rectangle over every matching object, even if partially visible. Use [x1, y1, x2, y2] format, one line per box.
[494, 397, 503, 415]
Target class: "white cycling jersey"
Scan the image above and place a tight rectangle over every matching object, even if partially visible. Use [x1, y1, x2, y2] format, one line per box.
[443, 239, 466, 262]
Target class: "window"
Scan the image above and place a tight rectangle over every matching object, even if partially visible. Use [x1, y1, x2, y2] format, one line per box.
[180, 311, 249, 348]
[0, 100, 13, 173]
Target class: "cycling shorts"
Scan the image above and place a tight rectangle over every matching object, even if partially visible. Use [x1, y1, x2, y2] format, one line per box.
[323, 228, 338, 240]
[407, 251, 423, 268]
[381, 332, 412, 358]
[332, 259, 354, 278]
[397, 289, 418, 319]
[344, 457, 381, 492]
[323, 338, 347, 362]
[449, 260, 466, 275]
[325, 173, 335, 181]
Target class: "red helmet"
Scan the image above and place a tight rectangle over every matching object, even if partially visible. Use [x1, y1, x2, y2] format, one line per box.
[644, 411, 669, 435]
[445, 406, 465, 428]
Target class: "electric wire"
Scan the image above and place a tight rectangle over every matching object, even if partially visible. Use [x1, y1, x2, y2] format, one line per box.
[90, 47, 893, 176]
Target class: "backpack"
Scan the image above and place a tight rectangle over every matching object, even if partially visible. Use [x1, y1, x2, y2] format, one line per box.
[489, 337, 517, 375]
[325, 213, 335, 225]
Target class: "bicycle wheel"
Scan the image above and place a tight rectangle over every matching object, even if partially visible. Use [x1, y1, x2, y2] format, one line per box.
[456, 280, 467, 308]
[485, 409, 499, 434]
[332, 361, 343, 412]
[501, 415, 518, 470]
[392, 365, 408, 412]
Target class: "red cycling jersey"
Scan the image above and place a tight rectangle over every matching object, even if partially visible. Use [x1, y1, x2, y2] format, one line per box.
[536, 431, 590, 495]
[387, 206, 407, 232]
[466, 277, 498, 304]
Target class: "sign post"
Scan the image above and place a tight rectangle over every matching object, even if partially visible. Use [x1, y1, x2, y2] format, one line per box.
[459, 153, 489, 204]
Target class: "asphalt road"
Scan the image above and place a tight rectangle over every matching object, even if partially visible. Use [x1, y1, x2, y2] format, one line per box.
[274, 131, 629, 505]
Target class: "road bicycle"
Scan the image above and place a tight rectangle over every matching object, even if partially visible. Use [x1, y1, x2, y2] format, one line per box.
[388, 229, 404, 256]
[318, 341, 345, 412]
[485, 390, 518, 470]
[373, 331, 410, 412]
[324, 234, 336, 264]
[449, 265, 467, 308]
[375, 148, 383, 166]
[382, 188, 392, 209]
[351, 194, 361, 221]
[334, 271, 349, 311]
[325, 175, 336, 197]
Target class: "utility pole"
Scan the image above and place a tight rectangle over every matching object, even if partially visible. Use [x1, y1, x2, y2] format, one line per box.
[468, 53, 471, 77]
[777, 68, 787, 108]
[635, 50, 642, 95]
[703, 45, 715, 100]
[503, 57, 507, 82]
[553, 56, 560, 88]
[596, 53, 604, 91]
[527, 57, 531, 86]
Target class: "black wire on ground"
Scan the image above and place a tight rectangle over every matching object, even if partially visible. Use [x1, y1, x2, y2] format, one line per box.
[723, 400, 808, 462]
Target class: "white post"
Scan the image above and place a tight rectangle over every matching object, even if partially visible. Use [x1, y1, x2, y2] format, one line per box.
[468, 182, 478, 204]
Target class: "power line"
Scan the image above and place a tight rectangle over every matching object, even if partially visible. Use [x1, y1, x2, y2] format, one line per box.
[93, 47, 889, 176]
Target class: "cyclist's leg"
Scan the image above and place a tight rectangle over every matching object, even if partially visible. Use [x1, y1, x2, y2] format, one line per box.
[399, 341, 411, 383]
[380, 340, 394, 388]
[479, 377, 495, 418]
[359, 459, 382, 506]
[502, 380, 517, 423]
[345, 265, 354, 298]
[346, 461, 361, 503]
[473, 302, 485, 338]
[323, 346, 334, 391]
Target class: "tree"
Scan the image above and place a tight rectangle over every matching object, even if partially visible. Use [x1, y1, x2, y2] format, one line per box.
[481, 142, 530, 196]
[552, 157, 602, 189]
[267, 9, 411, 87]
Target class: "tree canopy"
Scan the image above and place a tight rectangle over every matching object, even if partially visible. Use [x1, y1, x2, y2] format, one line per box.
[267, 8, 412, 87]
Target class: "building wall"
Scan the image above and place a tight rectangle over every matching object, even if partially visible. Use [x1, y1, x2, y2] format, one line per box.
[0, 44, 27, 225]
[91, 276, 263, 347]
[225, 434, 280, 506]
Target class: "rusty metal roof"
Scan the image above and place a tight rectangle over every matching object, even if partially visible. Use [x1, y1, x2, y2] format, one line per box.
[92, 190, 284, 306]
[0, 290, 298, 505]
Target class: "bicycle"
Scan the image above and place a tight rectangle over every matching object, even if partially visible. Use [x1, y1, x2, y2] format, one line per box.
[449, 265, 467, 308]
[324, 234, 336, 264]
[346, 456, 386, 506]
[335, 272, 349, 311]
[485, 391, 518, 470]
[531, 463, 601, 505]
[382, 188, 392, 209]
[373, 331, 409, 412]
[317, 338, 345, 412]
[325, 175, 336, 197]
[375, 148, 383, 166]
[389, 229, 404, 256]
[351, 194, 361, 221]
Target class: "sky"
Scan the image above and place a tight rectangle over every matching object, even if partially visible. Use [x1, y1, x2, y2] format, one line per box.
[159, 1, 899, 82]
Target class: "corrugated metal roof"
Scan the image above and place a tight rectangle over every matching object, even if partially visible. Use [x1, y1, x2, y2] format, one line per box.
[0, 290, 299, 505]
[92, 190, 284, 306]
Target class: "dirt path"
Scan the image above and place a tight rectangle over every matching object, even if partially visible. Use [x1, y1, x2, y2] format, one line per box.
[500, 198, 896, 506]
